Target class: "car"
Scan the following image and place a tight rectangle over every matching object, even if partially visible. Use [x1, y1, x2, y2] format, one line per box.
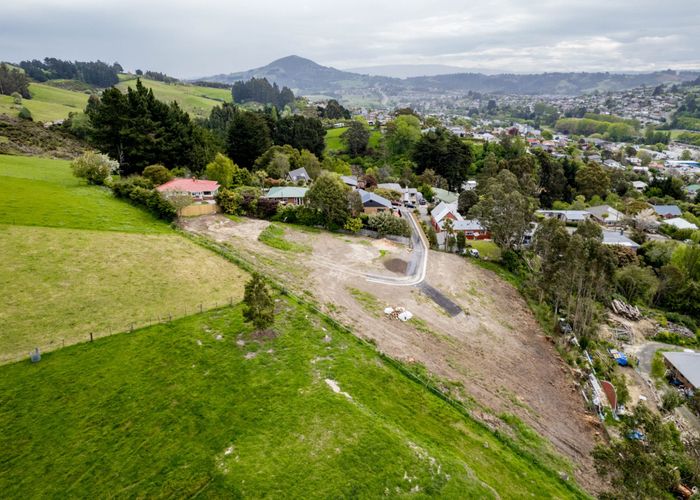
[468, 248, 480, 258]
[404, 202, 415, 208]
[419, 199, 427, 205]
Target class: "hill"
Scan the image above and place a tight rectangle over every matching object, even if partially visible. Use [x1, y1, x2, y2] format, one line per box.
[0, 154, 248, 362]
[0, 114, 86, 158]
[116, 76, 232, 118]
[0, 296, 586, 498]
[0, 82, 90, 122]
[201, 55, 394, 95]
[202, 56, 700, 97]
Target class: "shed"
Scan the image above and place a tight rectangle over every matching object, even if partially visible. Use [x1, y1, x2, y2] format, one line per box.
[662, 351, 700, 390]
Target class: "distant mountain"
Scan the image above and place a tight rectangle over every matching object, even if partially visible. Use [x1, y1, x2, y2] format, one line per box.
[200, 56, 700, 98]
[347, 64, 470, 78]
[200, 55, 393, 95]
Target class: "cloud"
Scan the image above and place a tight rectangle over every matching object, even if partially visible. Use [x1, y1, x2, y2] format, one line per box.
[0, 0, 697, 77]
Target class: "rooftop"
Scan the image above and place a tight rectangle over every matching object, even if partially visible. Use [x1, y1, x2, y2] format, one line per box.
[156, 178, 220, 193]
[265, 186, 309, 199]
[663, 351, 700, 388]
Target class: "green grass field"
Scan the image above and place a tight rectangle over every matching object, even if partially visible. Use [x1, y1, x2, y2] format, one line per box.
[0, 83, 90, 122]
[258, 224, 311, 252]
[467, 240, 502, 261]
[325, 126, 383, 153]
[0, 299, 585, 498]
[116, 78, 232, 118]
[0, 155, 168, 232]
[0, 154, 248, 362]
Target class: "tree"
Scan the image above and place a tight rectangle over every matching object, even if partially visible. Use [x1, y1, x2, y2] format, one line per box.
[575, 162, 610, 200]
[243, 273, 275, 330]
[0, 63, 31, 99]
[306, 172, 350, 229]
[469, 170, 536, 251]
[142, 164, 173, 186]
[442, 218, 455, 251]
[385, 114, 421, 157]
[593, 404, 699, 499]
[265, 152, 290, 180]
[204, 153, 237, 187]
[413, 127, 473, 191]
[367, 212, 410, 237]
[298, 149, 321, 179]
[456, 232, 466, 254]
[70, 151, 118, 185]
[342, 120, 370, 156]
[457, 190, 478, 216]
[227, 111, 273, 169]
[534, 150, 566, 208]
[273, 115, 325, 158]
[615, 265, 659, 305]
[681, 150, 693, 161]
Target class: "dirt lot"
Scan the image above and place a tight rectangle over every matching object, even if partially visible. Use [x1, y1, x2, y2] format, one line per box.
[181, 215, 604, 491]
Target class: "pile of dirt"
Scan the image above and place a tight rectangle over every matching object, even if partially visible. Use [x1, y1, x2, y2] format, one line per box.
[384, 258, 408, 274]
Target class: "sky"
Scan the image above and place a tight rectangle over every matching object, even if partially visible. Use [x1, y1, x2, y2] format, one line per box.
[1, 0, 698, 78]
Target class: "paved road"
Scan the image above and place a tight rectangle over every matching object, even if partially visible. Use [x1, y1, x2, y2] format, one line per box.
[365, 208, 427, 287]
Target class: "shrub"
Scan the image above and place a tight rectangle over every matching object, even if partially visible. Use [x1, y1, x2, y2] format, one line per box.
[661, 390, 685, 412]
[142, 164, 173, 186]
[216, 188, 244, 215]
[70, 151, 119, 185]
[18, 107, 32, 121]
[367, 212, 410, 237]
[111, 176, 176, 221]
[344, 217, 363, 233]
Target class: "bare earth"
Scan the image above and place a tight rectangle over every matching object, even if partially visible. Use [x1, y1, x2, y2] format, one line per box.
[181, 215, 604, 491]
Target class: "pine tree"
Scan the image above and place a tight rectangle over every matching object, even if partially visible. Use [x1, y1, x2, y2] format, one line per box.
[243, 273, 275, 330]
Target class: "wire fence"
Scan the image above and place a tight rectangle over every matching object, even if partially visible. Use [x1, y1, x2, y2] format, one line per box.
[6, 297, 239, 365]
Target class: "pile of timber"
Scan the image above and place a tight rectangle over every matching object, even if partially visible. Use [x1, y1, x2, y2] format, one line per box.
[611, 299, 641, 320]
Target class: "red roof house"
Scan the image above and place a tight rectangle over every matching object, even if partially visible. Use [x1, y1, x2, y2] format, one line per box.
[156, 178, 220, 202]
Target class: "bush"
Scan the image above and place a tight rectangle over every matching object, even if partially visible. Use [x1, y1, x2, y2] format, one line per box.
[661, 390, 685, 412]
[142, 164, 173, 186]
[18, 107, 32, 121]
[70, 151, 119, 185]
[111, 176, 176, 221]
[344, 217, 363, 233]
[366, 212, 410, 237]
[216, 188, 244, 215]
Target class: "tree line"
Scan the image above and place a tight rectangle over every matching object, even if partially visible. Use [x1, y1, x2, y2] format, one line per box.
[232, 77, 295, 109]
[19, 58, 121, 87]
[0, 63, 30, 98]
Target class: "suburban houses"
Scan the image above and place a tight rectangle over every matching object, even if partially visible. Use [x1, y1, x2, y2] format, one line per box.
[263, 186, 308, 205]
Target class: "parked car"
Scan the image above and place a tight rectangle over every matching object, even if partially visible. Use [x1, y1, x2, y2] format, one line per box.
[404, 202, 415, 208]
[468, 248, 480, 258]
[419, 199, 427, 205]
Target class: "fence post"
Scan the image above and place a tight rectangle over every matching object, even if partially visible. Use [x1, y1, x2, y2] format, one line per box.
[131, 323, 134, 332]
[90, 332, 93, 342]
[199, 303, 203, 313]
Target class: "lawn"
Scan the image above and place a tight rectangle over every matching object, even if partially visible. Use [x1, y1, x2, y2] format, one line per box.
[0, 155, 168, 232]
[466, 240, 502, 261]
[0, 299, 586, 498]
[116, 78, 232, 118]
[325, 126, 382, 153]
[0, 83, 90, 122]
[0, 224, 248, 363]
[258, 223, 311, 252]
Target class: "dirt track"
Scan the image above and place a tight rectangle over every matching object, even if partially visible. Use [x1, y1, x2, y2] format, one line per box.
[181, 215, 604, 491]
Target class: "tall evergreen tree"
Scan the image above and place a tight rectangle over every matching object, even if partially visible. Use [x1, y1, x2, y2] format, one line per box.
[226, 111, 272, 169]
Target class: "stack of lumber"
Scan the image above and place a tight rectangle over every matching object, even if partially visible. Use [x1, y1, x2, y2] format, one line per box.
[611, 299, 641, 320]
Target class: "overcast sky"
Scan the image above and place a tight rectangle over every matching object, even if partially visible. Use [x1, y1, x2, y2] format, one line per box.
[2, 0, 698, 78]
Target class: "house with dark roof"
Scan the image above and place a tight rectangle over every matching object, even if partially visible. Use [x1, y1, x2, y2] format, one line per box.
[601, 230, 640, 250]
[287, 167, 311, 183]
[536, 209, 591, 225]
[652, 205, 682, 219]
[357, 189, 392, 214]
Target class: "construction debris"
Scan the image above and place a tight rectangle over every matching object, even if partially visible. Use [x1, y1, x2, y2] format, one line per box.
[611, 299, 641, 320]
[385, 306, 414, 322]
[659, 322, 695, 339]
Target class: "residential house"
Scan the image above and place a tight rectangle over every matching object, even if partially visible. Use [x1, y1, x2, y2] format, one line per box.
[264, 186, 308, 205]
[652, 205, 682, 219]
[685, 184, 700, 198]
[357, 189, 392, 214]
[341, 175, 359, 189]
[287, 167, 311, 183]
[431, 201, 461, 231]
[536, 209, 591, 224]
[156, 178, 219, 203]
[452, 219, 490, 240]
[632, 180, 648, 192]
[662, 351, 700, 391]
[377, 182, 420, 204]
[603, 159, 623, 169]
[664, 218, 698, 230]
[602, 230, 640, 250]
[586, 205, 625, 226]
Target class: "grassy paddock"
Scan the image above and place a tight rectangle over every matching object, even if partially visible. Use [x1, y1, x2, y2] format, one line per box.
[0, 155, 168, 232]
[0, 225, 248, 362]
[0, 299, 586, 498]
[325, 126, 382, 153]
[0, 83, 90, 122]
[116, 78, 232, 118]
